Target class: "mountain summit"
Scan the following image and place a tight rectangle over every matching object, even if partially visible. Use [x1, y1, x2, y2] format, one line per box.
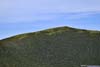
[0, 26, 100, 67]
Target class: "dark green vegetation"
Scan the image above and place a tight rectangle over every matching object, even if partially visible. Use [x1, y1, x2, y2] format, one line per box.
[0, 26, 100, 67]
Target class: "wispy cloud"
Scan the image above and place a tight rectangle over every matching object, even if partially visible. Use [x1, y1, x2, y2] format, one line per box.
[62, 11, 100, 20]
[0, 11, 100, 23]
[0, 0, 100, 23]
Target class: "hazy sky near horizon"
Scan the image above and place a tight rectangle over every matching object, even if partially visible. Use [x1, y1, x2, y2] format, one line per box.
[0, 0, 100, 39]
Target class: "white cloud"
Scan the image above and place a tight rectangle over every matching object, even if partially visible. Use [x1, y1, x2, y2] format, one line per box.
[0, 0, 100, 23]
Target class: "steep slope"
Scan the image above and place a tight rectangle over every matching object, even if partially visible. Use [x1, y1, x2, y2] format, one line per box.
[0, 26, 100, 67]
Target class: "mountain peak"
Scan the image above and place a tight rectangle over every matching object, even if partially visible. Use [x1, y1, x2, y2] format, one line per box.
[36, 26, 78, 35]
[1, 26, 100, 41]
[39, 26, 77, 33]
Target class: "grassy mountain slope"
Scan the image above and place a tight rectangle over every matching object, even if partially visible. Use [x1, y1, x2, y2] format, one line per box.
[0, 26, 100, 67]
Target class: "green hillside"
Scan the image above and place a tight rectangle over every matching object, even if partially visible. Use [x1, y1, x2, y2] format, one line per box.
[0, 26, 100, 67]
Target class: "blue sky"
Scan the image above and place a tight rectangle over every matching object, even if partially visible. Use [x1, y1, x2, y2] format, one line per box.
[0, 0, 100, 39]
